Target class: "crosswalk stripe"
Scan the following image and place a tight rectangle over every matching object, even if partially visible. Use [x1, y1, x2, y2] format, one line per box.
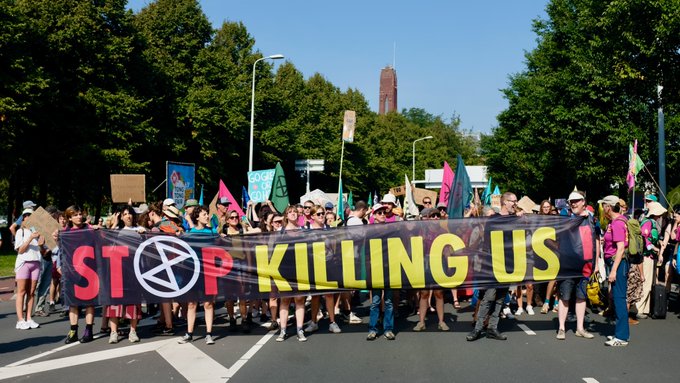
[517, 323, 536, 335]
[156, 339, 231, 383]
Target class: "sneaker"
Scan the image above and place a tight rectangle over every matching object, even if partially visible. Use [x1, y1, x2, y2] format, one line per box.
[48, 303, 57, 314]
[556, 329, 566, 340]
[177, 333, 193, 344]
[160, 327, 174, 336]
[540, 303, 549, 314]
[515, 307, 524, 316]
[276, 331, 288, 342]
[437, 322, 450, 331]
[636, 313, 648, 320]
[606, 335, 614, 341]
[316, 310, 324, 321]
[526, 305, 535, 315]
[129, 329, 140, 343]
[34, 310, 49, 317]
[366, 331, 377, 341]
[334, 307, 341, 315]
[502, 307, 515, 319]
[575, 329, 594, 339]
[65, 329, 78, 344]
[329, 322, 341, 334]
[567, 313, 576, 322]
[552, 305, 559, 313]
[413, 321, 426, 332]
[109, 331, 120, 344]
[16, 320, 29, 330]
[80, 328, 93, 343]
[297, 329, 307, 342]
[27, 320, 40, 329]
[304, 321, 319, 333]
[268, 320, 280, 330]
[384, 330, 395, 340]
[205, 334, 215, 345]
[348, 312, 362, 324]
[604, 337, 628, 347]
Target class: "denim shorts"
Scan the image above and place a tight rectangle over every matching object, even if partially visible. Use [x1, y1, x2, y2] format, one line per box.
[558, 277, 588, 301]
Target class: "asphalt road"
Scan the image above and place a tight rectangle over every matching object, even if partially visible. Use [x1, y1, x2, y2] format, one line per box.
[1, 291, 679, 383]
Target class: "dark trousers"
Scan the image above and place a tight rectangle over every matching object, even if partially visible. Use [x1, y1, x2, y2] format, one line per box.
[474, 287, 509, 332]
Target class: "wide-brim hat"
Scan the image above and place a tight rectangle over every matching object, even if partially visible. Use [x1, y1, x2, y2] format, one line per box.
[597, 195, 619, 206]
[646, 201, 667, 217]
[371, 203, 386, 213]
[380, 193, 397, 205]
[164, 206, 180, 219]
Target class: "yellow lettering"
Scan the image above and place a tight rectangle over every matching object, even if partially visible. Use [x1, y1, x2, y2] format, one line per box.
[491, 230, 527, 283]
[313, 242, 338, 290]
[532, 227, 560, 280]
[429, 233, 468, 288]
[388, 237, 425, 289]
[256, 244, 292, 292]
[341, 240, 366, 289]
[294, 243, 310, 291]
[369, 239, 384, 288]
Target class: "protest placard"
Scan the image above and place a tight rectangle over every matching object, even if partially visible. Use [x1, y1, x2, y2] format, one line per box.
[390, 185, 406, 196]
[24, 207, 60, 249]
[247, 169, 276, 203]
[413, 187, 438, 206]
[110, 174, 145, 203]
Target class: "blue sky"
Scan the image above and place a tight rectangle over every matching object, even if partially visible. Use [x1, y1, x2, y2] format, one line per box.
[127, 1, 548, 134]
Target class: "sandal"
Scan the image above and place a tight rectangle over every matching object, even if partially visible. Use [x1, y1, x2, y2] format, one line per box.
[454, 301, 461, 309]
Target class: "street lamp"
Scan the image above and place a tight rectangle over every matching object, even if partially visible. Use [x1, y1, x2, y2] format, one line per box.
[412, 135, 433, 181]
[249, 54, 285, 173]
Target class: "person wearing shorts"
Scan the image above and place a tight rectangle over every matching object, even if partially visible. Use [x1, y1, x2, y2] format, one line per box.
[14, 208, 45, 330]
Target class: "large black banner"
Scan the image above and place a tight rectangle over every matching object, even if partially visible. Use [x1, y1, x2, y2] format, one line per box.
[60, 215, 595, 305]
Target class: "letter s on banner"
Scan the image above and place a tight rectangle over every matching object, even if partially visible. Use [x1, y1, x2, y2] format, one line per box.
[74, 246, 100, 301]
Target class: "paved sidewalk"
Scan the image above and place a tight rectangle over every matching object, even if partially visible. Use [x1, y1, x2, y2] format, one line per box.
[0, 276, 15, 302]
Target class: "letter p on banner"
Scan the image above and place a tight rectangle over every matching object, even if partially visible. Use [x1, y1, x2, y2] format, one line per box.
[202, 248, 233, 296]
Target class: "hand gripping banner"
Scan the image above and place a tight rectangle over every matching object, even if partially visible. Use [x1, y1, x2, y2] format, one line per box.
[59, 215, 595, 306]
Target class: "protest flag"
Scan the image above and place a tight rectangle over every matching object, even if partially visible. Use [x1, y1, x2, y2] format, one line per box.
[404, 174, 420, 218]
[242, 186, 250, 210]
[198, 184, 204, 206]
[337, 179, 345, 220]
[367, 192, 373, 207]
[626, 140, 644, 192]
[348, 190, 354, 210]
[481, 176, 492, 205]
[493, 185, 500, 196]
[447, 155, 473, 218]
[270, 162, 289, 214]
[438, 161, 454, 205]
[219, 180, 245, 217]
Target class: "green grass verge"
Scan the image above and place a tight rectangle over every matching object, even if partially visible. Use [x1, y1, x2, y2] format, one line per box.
[0, 251, 16, 277]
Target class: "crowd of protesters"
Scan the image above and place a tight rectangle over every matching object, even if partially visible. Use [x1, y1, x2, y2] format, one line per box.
[9, 187, 679, 347]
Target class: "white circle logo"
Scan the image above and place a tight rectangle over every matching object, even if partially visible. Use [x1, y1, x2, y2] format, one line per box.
[133, 236, 201, 298]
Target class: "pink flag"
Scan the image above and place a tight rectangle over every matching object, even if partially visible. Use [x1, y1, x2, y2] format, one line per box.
[438, 161, 455, 205]
[219, 180, 245, 217]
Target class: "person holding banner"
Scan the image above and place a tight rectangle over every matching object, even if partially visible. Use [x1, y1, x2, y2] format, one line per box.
[467, 192, 517, 342]
[58, 205, 98, 343]
[367, 204, 396, 341]
[539, 200, 560, 314]
[305, 205, 342, 335]
[599, 195, 630, 347]
[223, 209, 253, 333]
[178, 206, 218, 345]
[555, 191, 597, 340]
[277, 206, 308, 342]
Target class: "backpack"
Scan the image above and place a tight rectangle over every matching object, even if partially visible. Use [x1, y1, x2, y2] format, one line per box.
[640, 218, 659, 256]
[618, 216, 644, 264]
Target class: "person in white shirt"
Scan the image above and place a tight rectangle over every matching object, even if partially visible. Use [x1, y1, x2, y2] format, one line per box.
[14, 208, 46, 330]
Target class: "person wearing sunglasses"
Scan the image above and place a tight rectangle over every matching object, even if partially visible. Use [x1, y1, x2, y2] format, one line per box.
[297, 200, 315, 227]
[277, 206, 307, 342]
[305, 205, 342, 335]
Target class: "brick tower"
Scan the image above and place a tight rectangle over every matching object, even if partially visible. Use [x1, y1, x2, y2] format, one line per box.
[379, 66, 397, 115]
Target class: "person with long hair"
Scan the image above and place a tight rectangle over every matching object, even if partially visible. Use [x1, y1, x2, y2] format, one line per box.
[539, 200, 560, 314]
[14, 208, 45, 330]
[276, 206, 307, 342]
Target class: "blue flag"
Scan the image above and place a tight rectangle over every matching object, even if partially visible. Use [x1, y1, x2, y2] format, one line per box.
[337, 179, 345, 220]
[198, 185, 204, 206]
[446, 155, 473, 218]
[242, 186, 250, 210]
[493, 185, 500, 195]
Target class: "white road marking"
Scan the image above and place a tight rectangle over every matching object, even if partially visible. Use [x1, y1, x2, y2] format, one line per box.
[224, 330, 276, 380]
[7, 333, 106, 367]
[0, 339, 175, 381]
[156, 339, 231, 383]
[582, 378, 600, 383]
[517, 323, 536, 335]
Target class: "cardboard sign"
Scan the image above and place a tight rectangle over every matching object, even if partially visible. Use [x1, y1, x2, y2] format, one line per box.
[491, 195, 501, 209]
[247, 169, 276, 203]
[413, 188, 438, 206]
[110, 174, 145, 203]
[24, 207, 60, 249]
[390, 185, 406, 196]
[342, 110, 356, 143]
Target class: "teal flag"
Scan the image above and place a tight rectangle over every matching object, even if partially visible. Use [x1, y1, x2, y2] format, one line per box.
[367, 192, 373, 207]
[337, 179, 345, 220]
[270, 162, 289, 213]
[348, 190, 354, 210]
[198, 184, 204, 206]
[481, 177, 492, 205]
[446, 155, 472, 218]
[493, 185, 500, 195]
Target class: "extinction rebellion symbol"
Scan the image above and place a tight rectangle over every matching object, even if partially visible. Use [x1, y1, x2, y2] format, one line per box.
[133, 236, 201, 298]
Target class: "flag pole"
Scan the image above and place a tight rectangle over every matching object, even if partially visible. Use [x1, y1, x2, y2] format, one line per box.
[339, 138, 345, 199]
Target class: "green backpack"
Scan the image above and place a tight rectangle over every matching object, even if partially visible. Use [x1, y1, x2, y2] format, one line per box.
[618, 217, 644, 264]
[640, 218, 659, 255]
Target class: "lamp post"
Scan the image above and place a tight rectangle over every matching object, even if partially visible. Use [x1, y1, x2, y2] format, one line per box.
[412, 136, 433, 181]
[249, 54, 284, 173]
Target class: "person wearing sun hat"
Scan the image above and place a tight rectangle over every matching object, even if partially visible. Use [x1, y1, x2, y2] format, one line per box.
[598, 194, 630, 346]
[635, 201, 667, 319]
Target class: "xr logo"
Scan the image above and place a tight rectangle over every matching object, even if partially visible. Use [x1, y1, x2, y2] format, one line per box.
[133, 236, 200, 298]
